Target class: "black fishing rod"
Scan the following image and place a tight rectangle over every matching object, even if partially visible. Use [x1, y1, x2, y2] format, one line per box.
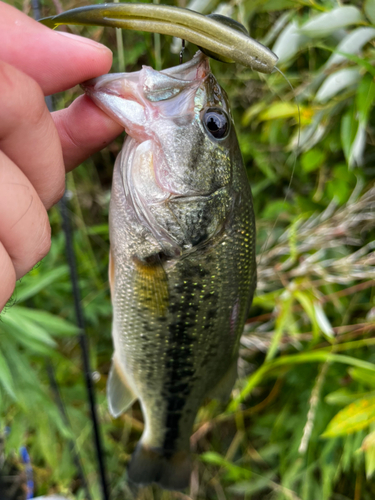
[32, 1, 109, 499]
[59, 197, 109, 500]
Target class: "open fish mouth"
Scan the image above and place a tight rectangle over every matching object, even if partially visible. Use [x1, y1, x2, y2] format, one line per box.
[82, 50, 209, 94]
[81, 51, 210, 139]
[82, 52, 219, 197]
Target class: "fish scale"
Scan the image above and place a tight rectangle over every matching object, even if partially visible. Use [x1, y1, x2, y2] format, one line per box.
[83, 50, 256, 490]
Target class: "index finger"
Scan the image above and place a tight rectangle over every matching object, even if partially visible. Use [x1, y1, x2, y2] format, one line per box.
[0, 2, 113, 96]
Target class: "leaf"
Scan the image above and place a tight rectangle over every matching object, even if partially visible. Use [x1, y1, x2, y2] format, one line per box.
[341, 108, 357, 164]
[201, 451, 229, 465]
[364, 0, 375, 24]
[266, 290, 294, 361]
[10, 307, 79, 336]
[334, 50, 375, 77]
[245, 146, 278, 181]
[315, 68, 361, 103]
[356, 73, 375, 123]
[242, 102, 267, 126]
[4, 419, 27, 455]
[314, 303, 334, 338]
[0, 347, 16, 399]
[362, 430, 375, 478]
[261, 200, 294, 220]
[200, 452, 252, 481]
[322, 396, 375, 438]
[325, 171, 351, 200]
[349, 122, 367, 168]
[301, 148, 326, 173]
[272, 21, 309, 63]
[1, 311, 57, 349]
[324, 28, 375, 71]
[259, 102, 300, 121]
[227, 474, 274, 495]
[260, 0, 295, 12]
[293, 290, 320, 339]
[298, 121, 328, 151]
[350, 368, 375, 389]
[252, 289, 283, 309]
[299, 6, 363, 38]
[15, 265, 69, 302]
[325, 389, 371, 407]
[229, 352, 375, 411]
[86, 224, 109, 236]
[35, 412, 59, 469]
[186, 0, 220, 15]
[0, 336, 46, 396]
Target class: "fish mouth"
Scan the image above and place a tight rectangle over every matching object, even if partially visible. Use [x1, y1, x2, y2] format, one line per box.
[82, 51, 225, 198]
[82, 50, 209, 95]
[81, 51, 210, 141]
[85, 52, 230, 255]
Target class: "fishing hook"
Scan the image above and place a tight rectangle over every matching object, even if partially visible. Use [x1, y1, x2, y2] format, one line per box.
[179, 39, 186, 65]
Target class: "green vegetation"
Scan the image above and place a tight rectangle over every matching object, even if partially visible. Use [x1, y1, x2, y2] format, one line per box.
[1, 0, 375, 498]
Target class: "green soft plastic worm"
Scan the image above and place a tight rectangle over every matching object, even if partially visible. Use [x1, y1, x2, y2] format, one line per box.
[39, 3, 278, 73]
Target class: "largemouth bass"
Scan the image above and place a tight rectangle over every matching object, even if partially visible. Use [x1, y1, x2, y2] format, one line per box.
[83, 51, 256, 490]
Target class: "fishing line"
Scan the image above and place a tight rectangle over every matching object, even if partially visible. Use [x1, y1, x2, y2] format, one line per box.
[32, 2, 109, 500]
[257, 65, 301, 267]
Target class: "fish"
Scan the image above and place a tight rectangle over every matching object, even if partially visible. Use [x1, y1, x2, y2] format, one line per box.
[82, 51, 256, 490]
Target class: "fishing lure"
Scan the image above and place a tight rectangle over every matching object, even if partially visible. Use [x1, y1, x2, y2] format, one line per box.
[40, 3, 278, 73]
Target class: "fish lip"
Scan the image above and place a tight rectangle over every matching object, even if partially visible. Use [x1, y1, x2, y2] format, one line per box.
[81, 50, 210, 95]
[160, 50, 210, 80]
[81, 74, 129, 98]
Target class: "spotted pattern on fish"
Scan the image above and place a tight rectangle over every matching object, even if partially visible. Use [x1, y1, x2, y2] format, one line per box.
[83, 51, 256, 490]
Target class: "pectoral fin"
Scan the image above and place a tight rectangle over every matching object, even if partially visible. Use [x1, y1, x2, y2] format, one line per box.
[208, 360, 238, 403]
[107, 356, 137, 418]
[133, 256, 169, 318]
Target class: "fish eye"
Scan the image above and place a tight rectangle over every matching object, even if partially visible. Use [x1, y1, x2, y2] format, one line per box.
[202, 108, 229, 140]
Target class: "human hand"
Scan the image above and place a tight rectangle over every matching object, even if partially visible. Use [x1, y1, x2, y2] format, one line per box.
[0, 2, 123, 310]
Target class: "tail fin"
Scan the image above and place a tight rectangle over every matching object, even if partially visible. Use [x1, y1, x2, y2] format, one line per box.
[127, 443, 191, 491]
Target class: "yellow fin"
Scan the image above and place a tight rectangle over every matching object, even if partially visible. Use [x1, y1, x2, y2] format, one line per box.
[133, 257, 169, 317]
[107, 356, 137, 418]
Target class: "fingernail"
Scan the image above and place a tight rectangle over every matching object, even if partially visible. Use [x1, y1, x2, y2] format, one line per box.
[55, 31, 112, 52]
